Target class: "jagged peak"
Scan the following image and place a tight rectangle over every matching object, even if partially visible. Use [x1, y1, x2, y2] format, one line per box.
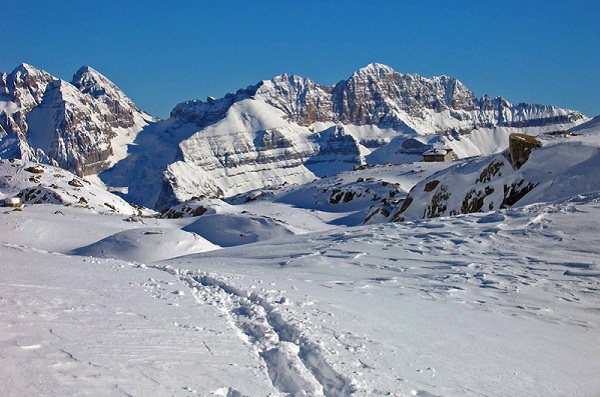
[74, 65, 97, 75]
[71, 65, 136, 109]
[260, 73, 316, 90]
[9, 63, 53, 81]
[13, 63, 41, 75]
[354, 63, 397, 77]
[72, 65, 114, 94]
[72, 65, 104, 83]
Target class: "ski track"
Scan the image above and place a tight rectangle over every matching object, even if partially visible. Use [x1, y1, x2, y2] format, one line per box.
[152, 264, 357, 397]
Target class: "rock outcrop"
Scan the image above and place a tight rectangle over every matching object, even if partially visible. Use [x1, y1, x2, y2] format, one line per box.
[384, 126, 600, 222]
[508, 133, 542, 169]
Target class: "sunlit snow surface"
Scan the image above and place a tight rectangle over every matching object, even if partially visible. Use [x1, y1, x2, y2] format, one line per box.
[1, 193, 599, 396]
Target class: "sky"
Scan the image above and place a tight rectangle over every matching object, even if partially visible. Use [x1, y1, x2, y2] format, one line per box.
[3, 1, 599, 119]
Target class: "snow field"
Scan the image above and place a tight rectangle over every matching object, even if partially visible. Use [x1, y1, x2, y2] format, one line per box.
[3, 188, 598, 395]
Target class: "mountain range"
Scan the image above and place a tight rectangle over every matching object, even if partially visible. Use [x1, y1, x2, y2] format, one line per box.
[0, 62, 590, 211]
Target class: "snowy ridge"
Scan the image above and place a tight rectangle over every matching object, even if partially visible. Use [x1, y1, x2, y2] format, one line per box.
[1, 62, 590, 208]
[172, 62, 587, 133]
[0, 158, 147, 215]
[150, 63, 587, 207]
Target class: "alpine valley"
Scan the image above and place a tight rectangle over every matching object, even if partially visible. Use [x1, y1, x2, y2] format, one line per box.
[1, 63, 599, 397]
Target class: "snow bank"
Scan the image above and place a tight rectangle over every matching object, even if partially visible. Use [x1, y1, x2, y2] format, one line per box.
[183, 213, 295, 247]
[73, 228, 218, 262]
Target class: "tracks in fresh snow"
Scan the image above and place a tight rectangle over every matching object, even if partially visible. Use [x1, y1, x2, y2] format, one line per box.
[155, 265, 355, 397]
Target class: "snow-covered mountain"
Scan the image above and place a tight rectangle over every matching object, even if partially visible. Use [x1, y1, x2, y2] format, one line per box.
[173, 63, 586, 133]
[0, 63, 590, 210]
[0, 64, 153, 176]
[0, 158, 150, 216]
[110, 63, 588, 209]
[2, 65, 600, 397]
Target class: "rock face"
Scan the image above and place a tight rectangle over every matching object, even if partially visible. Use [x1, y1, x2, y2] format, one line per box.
[0, 64, 152, 176]
[151, 63, 586, 208]
[508, 133, 542, 169]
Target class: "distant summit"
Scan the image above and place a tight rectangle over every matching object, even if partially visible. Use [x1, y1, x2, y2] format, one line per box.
[0, 64, 153, 175]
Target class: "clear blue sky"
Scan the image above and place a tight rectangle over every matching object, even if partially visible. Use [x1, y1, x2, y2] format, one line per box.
[3, 1, 599, 118]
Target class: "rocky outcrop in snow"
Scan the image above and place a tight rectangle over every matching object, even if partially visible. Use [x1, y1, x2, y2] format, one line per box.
[0, 158, 148, 215]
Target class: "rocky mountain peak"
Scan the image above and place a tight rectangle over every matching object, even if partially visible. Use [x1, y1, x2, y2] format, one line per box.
[170, 62, 587, 134]
[1, 63, 56, 112]
[351, 62, 397, 79]
[0, 63, 152, 177]
[71, 66, 137, 108]
[72, 66, 106, 95]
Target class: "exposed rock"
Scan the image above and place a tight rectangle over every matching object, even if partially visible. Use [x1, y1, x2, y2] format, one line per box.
[423, 185, 450, 218]
[2, 197, 22, 207]
[509, 133, 542, 169]
[502, 180, 537, 207]
[477, 160, 504, 183]
[424, 179, 440, 192]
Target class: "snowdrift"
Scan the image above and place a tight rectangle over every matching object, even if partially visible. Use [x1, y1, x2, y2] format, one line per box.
[73, 228, 218, 262]
[183, 213, 295, 247]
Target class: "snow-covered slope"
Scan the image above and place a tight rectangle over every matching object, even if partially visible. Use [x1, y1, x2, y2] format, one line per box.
[0, 64, 153, 176]
[0, 158, 148, 215]
[1, 192, 599, 396]
[390, 118, 600, 221]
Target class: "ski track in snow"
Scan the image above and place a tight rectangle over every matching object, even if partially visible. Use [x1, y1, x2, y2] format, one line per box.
[152, 264, 356, 397]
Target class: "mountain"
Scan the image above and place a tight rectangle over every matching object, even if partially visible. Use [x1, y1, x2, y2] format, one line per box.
[143, 63, 587, 209]
[0, 64, 153, 176]
[0, 63, 590, 210]
[2, 66, 600, 397]
[0, 158, 149, 215]
[172, 63, 585, 133]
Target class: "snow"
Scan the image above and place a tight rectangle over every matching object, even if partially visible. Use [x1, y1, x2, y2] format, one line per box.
[74, 227, 219, 262]
[2, 165, 600, 396]
[395, 123, 600, 222]
[183, 213, 295, 247]
[0, 99, 19, 114]
[0, 159, 147, 216]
